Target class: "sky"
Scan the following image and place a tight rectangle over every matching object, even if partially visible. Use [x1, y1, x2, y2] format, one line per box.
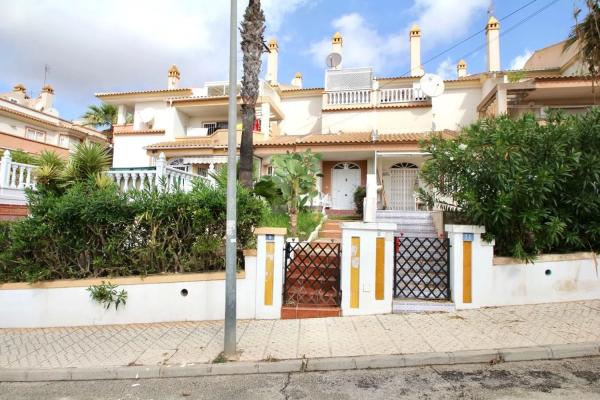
[0, 0, 584, 121]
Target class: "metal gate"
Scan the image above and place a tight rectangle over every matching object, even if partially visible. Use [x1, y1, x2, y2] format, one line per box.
[388, 165, 419, 211]
[283, 242, 341, 306]
[394, 236, 450, 300]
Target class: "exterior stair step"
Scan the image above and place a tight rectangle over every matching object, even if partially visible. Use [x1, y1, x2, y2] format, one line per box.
[392, 299, 455, 313]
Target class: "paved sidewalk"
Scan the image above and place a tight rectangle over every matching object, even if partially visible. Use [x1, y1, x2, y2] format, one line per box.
[1, 301, 600, 370]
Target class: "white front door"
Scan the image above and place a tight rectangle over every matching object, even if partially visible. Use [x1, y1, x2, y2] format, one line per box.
[331, 162, 361, 210]
[388, 163, 419, 211]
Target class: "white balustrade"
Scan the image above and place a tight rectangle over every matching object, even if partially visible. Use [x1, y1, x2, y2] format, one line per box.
[327, 90, 371, 106]
[0, 151, 37, 190]
[379, 87, 427, 104]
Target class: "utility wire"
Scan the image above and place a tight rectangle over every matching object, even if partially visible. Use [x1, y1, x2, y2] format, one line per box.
[288, 0, 561, 136]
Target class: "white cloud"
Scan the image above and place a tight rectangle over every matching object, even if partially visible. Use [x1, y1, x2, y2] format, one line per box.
[308, 0, 488, 76]
[0, 0, 308, 119]
[436, 57, 455, 79]
[411, 0, 489, 47]
[510, 49, 533, 70]
[308, 13, 407, 74]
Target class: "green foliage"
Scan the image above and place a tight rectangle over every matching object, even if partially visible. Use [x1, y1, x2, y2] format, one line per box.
[420, 109, 600, 260]
[565, 1, 600, 79]
[8, 150, 38, 165]
[87, 281, 128, 310]
[506, 70, 525, 83]
[34, 142, 110, 193]
[259, 150, 322, 237]
[260, 210, 322, 241]
[0, 180, 266, 283]
[353, 186, 366, 216]
[81, 103, 118, 129]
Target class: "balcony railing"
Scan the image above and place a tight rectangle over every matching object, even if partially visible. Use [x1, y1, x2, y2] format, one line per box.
[325, 87, 428, 106]
[108, 153, 211, 193]
[327, 90, 372, 106]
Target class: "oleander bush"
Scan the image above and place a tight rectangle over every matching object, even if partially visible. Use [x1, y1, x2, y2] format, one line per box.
[0, 179, 266, 283]
[420, 108, 600, 260]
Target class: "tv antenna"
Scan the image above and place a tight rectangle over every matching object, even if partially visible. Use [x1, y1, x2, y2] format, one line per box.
[325, 52, 342, 69]
[43, 64, 50, 86]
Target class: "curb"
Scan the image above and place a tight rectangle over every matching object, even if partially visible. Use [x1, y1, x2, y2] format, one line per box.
[1, 342, 599, 382]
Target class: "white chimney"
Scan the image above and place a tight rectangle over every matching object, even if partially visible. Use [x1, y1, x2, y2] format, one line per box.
[167, 65, 180, 89]
[409, 24, 424, 76]
[457, 59, 467, 78]
[332, 32, 343, 69]
[291, 72, 303, 88]
[39, 84, 54, 111]
[486, 16, 501, 72]
[266, 38, 279, 84]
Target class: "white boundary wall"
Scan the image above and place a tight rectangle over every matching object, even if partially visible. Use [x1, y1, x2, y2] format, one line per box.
[447, 224, 600, 310]
[0, 229, 285, 328]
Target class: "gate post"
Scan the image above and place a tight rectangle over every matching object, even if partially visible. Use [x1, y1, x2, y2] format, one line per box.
[445, 224, 493, 310]
[254, 227, 287, 319]
[340, 222, 397, 316]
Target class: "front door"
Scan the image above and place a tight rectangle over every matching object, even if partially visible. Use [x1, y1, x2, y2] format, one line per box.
[331, 162, 361, 210]
[388, 163, 419, 211]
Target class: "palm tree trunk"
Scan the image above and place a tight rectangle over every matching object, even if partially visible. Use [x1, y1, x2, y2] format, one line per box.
[239, 0, 265, 189]
[239, 104, 255, 187]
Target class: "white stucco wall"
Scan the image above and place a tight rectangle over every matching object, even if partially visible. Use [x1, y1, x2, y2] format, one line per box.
[322, 108, 433, 135]
[112, 134, 161, 168]
[432, 87, 481, 131]
[0, 257, 257, 328]
[279, 95, 322, 135]
[0, 115, 69, 149]
[133, 101, 170, 131]
[447, 225, 600, 310]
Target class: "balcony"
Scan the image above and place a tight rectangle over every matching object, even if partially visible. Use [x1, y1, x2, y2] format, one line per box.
[324, 87, 429, 108]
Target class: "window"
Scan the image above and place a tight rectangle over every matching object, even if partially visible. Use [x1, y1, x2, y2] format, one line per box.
[203, 122, 218, 135]
[59, 135, 70, 148]
[45, 132, 57, 145]
[390, 162, 418, 169]
[334, 162, 360, 170]
[25, 127, 46, 142]
[267, 166, 275, 176]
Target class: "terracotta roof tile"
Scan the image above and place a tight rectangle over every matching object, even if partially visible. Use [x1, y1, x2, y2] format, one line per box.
[95, 88, 193, 97]
[113, 125, 166, 135]
[147, 130, 456, 151]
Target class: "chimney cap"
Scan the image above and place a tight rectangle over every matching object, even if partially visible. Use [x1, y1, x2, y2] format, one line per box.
[487, 15, 499, 29]
[42, 84, 54, 94]
[410, 24, 421, 36]
[332, 31, 343, 45]
[13, 83, 26, 92]
[457, 59, 467, 68]
[294, 72, 303, 79]
[268, 38, 279, 50]
[168, 65, 180, 79]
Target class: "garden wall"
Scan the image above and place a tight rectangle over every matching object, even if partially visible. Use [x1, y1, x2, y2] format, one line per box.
[0, 258, 257, 328]
[447, 225, 600, 310]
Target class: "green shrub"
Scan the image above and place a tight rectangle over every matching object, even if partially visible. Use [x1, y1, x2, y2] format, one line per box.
[353, 186, 366, 216]
[420, 109, 600, 260]
[0, 179, 267, 282]
[260, 210, 322, 241]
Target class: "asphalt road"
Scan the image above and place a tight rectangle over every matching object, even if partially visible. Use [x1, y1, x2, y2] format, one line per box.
[1, 357, 599, 400]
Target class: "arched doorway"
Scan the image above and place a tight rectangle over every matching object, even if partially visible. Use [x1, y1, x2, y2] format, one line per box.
[331, 162, 361, 210]
[388, 162, 419, 211]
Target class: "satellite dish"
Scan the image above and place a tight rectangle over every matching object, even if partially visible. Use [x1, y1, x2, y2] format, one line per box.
[326, 52, 342, 69]
[420, 73, 445, 97]
[140, 108, 154, 124]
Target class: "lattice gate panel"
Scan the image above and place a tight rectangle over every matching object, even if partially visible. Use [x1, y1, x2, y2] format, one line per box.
[283, 242, 341, 306]
[394, 237, 450, 300]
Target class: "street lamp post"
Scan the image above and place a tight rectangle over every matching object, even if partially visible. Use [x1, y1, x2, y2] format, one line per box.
[224, 0, 238, 357]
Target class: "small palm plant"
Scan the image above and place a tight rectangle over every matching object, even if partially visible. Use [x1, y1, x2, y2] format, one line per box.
[268, 150, 322, 237]
[35, 142, 111, 192]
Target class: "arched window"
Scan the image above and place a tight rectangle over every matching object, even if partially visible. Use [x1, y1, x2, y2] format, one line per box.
[333, 162, 360, 170]
[390, 162, 418, 169]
